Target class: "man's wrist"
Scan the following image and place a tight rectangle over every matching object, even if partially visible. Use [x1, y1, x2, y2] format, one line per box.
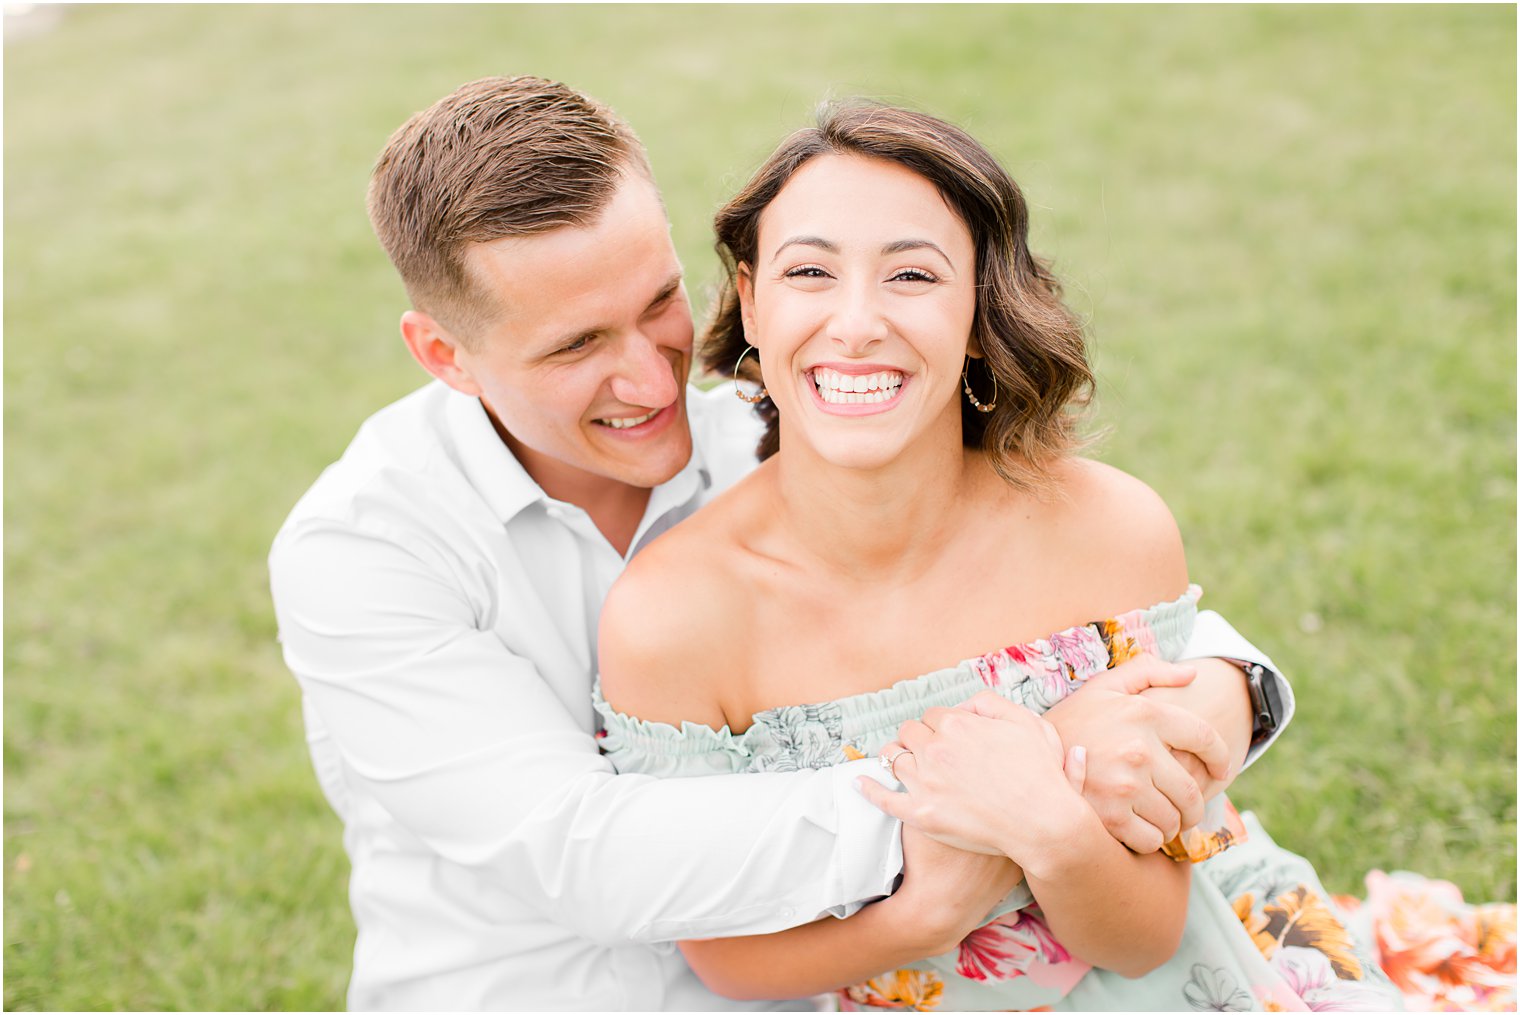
[1218, 657, 1282, 745]
[877, 883, 981, 957]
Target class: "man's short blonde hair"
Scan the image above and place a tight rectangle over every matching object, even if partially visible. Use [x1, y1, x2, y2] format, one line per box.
[367, 75, 652, 343]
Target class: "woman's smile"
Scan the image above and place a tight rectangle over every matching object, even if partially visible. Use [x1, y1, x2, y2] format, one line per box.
[807, 364, 909, 414]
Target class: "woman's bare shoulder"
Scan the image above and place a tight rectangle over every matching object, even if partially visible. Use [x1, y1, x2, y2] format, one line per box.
[596, 479, 761, 729]
[1036, 456, 1191, 606]
[1055, 457, 1180, 530]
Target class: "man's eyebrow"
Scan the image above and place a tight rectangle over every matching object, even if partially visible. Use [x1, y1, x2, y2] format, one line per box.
[541, 273, 684, 355]
[770, 236, 839, 262]
[542, 326, 600, 355]
[648, 273, 683, 308]
[881, 238, 954, 264]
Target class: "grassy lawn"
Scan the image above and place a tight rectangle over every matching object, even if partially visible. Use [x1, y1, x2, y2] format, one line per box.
[5, 5, 1513, 1010]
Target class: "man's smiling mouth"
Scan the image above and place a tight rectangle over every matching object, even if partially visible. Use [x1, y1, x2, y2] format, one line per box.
[596, 408, 661, 429]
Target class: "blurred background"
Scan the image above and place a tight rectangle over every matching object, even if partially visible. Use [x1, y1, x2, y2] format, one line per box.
[4, 4, 1513, 1010]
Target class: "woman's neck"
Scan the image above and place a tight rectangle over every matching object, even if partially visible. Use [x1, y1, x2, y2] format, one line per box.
[770, 415, 986, 583]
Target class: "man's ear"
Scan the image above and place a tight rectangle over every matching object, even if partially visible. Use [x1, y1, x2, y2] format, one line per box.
[400, 310, 483, 397]
[735, 264, 758, 346]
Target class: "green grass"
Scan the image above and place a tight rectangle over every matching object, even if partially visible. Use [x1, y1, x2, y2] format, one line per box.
[5, 5, 1513, 1010]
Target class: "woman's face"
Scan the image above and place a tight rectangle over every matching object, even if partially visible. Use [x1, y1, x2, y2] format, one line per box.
[737, 153, 978, 472]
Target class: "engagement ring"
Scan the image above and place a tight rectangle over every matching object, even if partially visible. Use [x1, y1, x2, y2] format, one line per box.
[879, 746, 911, 778]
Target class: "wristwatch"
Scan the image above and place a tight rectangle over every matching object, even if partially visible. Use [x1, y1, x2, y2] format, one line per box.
[1237, 661, 1284, 744]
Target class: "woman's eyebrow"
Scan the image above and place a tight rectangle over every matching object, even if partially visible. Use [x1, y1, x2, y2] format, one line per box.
[770, 235, 955, 266]
[880, 238, 953, 264]
[770, 236, 838, 262]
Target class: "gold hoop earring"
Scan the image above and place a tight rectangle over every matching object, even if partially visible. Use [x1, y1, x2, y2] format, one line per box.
[962, 358, 996, 413]
[733, 345, 768, 404]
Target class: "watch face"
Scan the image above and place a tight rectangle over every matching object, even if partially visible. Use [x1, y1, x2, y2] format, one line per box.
[1260, 668, 1285, 725]
[1247, 664, 1281, 732]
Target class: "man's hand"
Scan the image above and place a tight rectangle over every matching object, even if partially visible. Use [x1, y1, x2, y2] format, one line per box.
[878, 824, 1026, 955]
[1042, 654, 1233, 853]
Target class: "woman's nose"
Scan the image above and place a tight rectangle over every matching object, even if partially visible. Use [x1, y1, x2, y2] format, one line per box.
[825, 282, 888, 354]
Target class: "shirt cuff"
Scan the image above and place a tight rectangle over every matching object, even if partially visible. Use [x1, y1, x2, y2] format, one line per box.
[1178, 609, 1297, 771]
[819, 758, 904, 919]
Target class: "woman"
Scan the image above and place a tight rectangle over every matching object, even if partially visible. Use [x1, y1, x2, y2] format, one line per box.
[596, 102, 1412, 1010]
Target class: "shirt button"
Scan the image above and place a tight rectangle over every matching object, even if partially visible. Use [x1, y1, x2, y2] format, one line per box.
[545, 506, 563, 520]
[779, 904, 795, 919]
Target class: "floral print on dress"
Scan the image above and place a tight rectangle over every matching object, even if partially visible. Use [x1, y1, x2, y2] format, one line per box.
[1165, 797, 1250, 863]
[1252, 885, 1365, 979]
[1184, 963, 1255, 1011]
[841, 968, 945, 1011]
[956, 909, 1089, 993]
[970, 625, 1114, 710]
[1099, 615, 1154, 667]
[1227, 873, 1404, 1012]
[743, 702, 845, 773]
[971, 639, 1073, 702]
[1047, 627, 1111, 682]
[1268, 946, 1394, 1011]
[1347, 870, 1517, 1011]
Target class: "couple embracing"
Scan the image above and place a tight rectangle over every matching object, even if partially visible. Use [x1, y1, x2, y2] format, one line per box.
[271, 76, 1414, 1011]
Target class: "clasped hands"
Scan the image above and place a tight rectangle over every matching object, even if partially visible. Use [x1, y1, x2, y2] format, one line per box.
[858, 654, 1233, 858]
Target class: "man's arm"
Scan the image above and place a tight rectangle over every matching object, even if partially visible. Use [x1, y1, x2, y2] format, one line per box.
[1179, 608, 1295, 770]
[270, 519, 903, 946]
[677, 827, 1025, 1000]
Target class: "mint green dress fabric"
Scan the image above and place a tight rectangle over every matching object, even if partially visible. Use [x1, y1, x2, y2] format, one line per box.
[593, 588, 1402, 1011]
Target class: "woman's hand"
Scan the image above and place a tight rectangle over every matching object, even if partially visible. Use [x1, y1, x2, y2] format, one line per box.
[862, 699, 1091, 876]
[1042, 654, 1236, 852]
[877, 824, 1026, 956]
[861, 692, 1194, 977]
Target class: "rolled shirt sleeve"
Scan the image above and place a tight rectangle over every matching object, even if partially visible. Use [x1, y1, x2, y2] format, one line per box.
[1179, 609, 1297, 770]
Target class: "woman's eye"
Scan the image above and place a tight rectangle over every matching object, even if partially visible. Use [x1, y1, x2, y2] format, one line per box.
[560, 336, 591, 354]
[889, 268, 938, 283]
[783, 264, 830, 279]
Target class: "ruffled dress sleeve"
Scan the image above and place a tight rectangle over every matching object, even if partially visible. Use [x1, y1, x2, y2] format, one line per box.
[592, 683, 755, 778]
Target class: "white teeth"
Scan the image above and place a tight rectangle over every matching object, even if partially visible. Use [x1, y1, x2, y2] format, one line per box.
[599, 409, 659, 429]
[810, 367, 903, 405]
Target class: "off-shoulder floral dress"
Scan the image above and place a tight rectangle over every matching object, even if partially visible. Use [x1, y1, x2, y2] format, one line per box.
[594, 587, 1512, 1012]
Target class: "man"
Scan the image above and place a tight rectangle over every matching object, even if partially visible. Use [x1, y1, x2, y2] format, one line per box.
[270, 76, 1290, 1010]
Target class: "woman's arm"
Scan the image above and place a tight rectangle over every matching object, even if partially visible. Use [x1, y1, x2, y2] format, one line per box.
[1017, 793, 1191, 978]
[680, 825, 1024, 1000]
[868, 698, 1191, 977]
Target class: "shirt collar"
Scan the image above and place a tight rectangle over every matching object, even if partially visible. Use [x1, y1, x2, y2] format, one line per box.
[637, 425, 712, 543]
[444, 385, 715, 530]
[444, 388, 547, 524]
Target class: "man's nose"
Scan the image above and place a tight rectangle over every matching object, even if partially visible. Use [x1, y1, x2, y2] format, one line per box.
[609, 331, 679, 407]
[825, 281, 888, 355]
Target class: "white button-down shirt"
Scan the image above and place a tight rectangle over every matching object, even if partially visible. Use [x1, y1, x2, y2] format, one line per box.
[269, 381, 1293, 1012]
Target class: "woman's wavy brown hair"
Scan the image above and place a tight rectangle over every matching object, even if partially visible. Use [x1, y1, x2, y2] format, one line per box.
[702, 101, 1093, 491]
